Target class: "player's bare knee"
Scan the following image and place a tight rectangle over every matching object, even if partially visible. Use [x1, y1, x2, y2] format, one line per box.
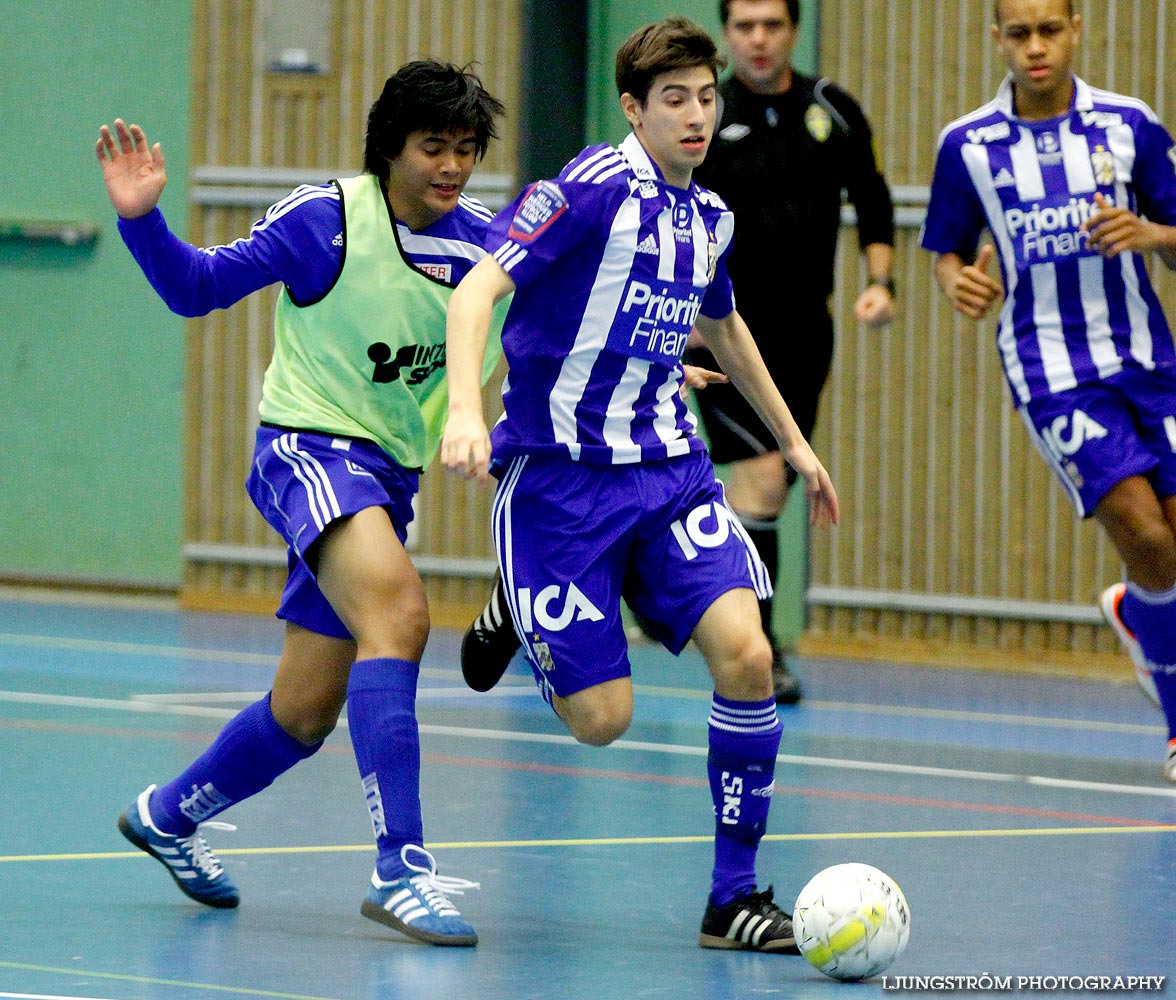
[570, 717, 630, 746]
[1122, 523, 1176, 589]
[566, 705, 632, 746]
[712, 630, 773, 699]
[398, 598, 431, 658]
[354, 593, 430, 660]
[273, 698, 341, 746]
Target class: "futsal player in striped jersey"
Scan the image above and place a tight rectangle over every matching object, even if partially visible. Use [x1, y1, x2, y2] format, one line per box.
[922, 0, 1176, 783]
[443, 17, 839, 953]
[96, 62, 509, 944]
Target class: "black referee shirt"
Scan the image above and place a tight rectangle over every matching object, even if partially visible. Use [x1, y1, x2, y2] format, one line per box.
[695, 72, 895, 316]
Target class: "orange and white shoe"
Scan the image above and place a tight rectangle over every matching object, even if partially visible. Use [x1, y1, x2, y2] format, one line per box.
[1100, 584, 1161, 707]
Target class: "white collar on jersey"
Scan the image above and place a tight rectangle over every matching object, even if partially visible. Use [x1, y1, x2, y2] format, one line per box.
[618, 131, 702, 201]
[994, 72, 1094, 120]
[619, 132, 662, 183]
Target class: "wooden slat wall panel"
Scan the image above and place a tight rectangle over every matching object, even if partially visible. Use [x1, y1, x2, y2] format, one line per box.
[185, 0, 1176, 664]
[183, 0, 520, 616]
[807, 0, 1176, 659]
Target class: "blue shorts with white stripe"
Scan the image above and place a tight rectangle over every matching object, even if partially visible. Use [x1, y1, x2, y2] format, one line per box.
[246, 425, 418, 638]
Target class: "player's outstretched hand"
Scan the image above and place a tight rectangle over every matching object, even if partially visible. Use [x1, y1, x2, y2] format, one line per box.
[96, 119, 166, 220]
[441, 410, 492, 482]
[680, 363, 729, 399]
[1083, 192, 1159, 258]
[948, 245, 1001, 320]
[784, 439, 839, 530]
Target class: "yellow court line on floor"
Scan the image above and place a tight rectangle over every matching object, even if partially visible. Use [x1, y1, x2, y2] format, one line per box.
[0, 964, 338, 1000]
[4, 824, 1176, 865]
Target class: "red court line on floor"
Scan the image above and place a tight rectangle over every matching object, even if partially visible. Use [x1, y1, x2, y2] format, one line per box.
[422, 753, 1163, 827]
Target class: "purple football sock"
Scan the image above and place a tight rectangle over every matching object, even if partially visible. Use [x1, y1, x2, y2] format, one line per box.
[707, 693, 782, 907]
[1121, 581, 1176, 738]
[347, 657, 425, 881]
[150, 692, 320, 835]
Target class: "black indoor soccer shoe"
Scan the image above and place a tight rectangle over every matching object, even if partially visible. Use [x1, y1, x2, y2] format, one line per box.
[771, 647, 804, 705]
[460, 575, 522, 692]
[699, 885, 800, 954]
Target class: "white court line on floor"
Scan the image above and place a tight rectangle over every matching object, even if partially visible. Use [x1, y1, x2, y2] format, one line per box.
[117, 686, 1169, 739]
[127, 688, 1167, 735]
[0, 631, 278, 665]
[0, 993, 122, 1000]
[3, 627, 1163, 733]
[3, 689, 1175, 800]
[0, 633, 470, 683]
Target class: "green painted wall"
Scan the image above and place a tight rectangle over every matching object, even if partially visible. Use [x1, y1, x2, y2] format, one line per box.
[0, 3, 191, 587]
[586, 0, 820, 646]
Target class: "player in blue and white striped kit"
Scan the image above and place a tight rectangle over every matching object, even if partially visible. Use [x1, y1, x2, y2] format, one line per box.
[443, 17, 839, 953]
[922, 0, 1176, 783]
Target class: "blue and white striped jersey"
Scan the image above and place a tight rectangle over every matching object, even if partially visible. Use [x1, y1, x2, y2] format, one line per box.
[922, 75, 1176, 406]
[485, 133, 737, 465]
[118, 180, 494, 316]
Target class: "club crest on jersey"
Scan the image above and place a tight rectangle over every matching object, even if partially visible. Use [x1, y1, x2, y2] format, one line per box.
[1090, 145, 1116, 187]
[805, 103, 832, 142]
[706, 237, 718, 282]
[530, 637, 556, 672]
[508, 180, 568, 243]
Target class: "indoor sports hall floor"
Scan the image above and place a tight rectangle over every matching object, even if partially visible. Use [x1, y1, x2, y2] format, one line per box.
[1, 588, 1173, 1000]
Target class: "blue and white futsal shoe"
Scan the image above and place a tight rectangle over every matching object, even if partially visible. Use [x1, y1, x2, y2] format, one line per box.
[1100, 583, 1162, 707]
[117, 784, 240, 908]
[360, 844, 479, 946]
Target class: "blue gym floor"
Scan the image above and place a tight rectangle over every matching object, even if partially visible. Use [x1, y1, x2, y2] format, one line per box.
[1, 589, 1173, 1000]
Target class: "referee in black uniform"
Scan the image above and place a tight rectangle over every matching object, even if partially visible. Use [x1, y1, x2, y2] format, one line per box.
[688, 0, 896, 703]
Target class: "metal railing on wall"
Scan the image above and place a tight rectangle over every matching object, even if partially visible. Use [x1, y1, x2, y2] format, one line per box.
[810, 208, 1123, 656]
[802, 0, 1176, 660]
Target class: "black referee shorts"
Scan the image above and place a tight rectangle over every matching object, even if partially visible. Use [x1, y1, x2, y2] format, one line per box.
[685, 308, 834, 470]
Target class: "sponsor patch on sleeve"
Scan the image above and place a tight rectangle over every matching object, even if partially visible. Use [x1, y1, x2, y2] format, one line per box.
[507, 180, 569, 243]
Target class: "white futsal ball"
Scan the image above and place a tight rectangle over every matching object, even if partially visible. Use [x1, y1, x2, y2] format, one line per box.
[793, 863, 910, 981]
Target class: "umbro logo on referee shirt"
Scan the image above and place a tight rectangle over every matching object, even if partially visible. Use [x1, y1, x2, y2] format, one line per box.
[718, 123, 751, 142]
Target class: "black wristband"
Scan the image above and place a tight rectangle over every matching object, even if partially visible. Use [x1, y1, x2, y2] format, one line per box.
[867, 276, 896, 296]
